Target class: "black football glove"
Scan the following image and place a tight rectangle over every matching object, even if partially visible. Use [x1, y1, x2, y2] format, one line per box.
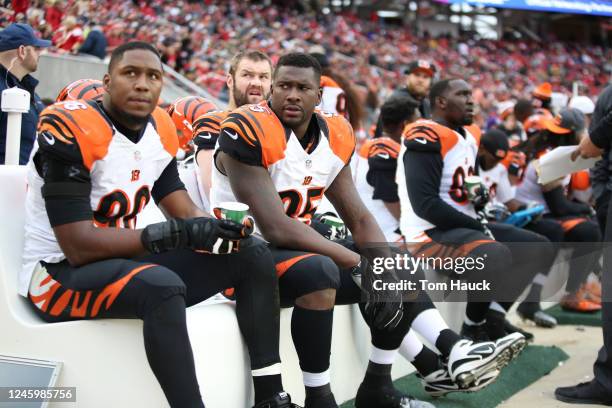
[349, 256, 404, 331]
[141, 217, 253, 255]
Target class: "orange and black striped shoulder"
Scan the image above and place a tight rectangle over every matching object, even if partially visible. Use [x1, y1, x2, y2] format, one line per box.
[193, 110, 230, 139]
[37, 100, 114, 170]
[317, 111, 355, 165]
[151, 106, 179, 157]
[402, 119, 458, 157]
[221, 102, 287, 167]
[192, 110, 230, 151]
[359, 137, 400, 160]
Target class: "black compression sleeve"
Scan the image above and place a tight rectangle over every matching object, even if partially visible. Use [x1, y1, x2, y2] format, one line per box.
[36, 151, 93, 227]
[543, 186, 591, 216]
[404, 150, 484, 231]
[368, 168, 399, 202]
[151, 158, 186, 204]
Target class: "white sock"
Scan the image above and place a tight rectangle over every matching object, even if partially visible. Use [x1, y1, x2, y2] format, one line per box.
[252, 362, 281, 377]
[411, 308, 450, 346]
[302, 370, 330, 387]
[464, 316, 485, 326]
[489, 302, 507, 314]
[370, 346, 399, 365]
[533, 273, 547, 286]
[399, 330, 424, 362]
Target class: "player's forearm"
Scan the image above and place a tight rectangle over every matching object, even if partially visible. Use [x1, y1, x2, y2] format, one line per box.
[347, 211, 386, 246]
[506, 199, 527, 213]
[416, 195, 484, 231]
[264, 218, 359, 268]
[383, 201, 401, 220]
[196, 149, 213, 200]
[54, 223, 146, 267]
[543, 186, 591, 216]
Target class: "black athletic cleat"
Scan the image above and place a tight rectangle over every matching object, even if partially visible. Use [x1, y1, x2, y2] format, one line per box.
[517, 302, 557, 328]
[460, 323, 490, 342]
[304, 392, 338, 408]
[355, 383, 435, 408]
[503, 319, 534, 343]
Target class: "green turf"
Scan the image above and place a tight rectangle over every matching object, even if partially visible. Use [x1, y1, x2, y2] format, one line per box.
[339, 345, 569, 408]
[545, 304, 602, 327]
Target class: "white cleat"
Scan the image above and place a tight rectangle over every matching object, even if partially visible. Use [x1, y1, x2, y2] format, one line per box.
[493, 332, 527, 367]
[447, 337, 520, 389]
[419, 363, 499, 397]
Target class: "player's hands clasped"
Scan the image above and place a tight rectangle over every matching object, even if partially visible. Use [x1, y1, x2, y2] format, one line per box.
[141, 217, 254, 255]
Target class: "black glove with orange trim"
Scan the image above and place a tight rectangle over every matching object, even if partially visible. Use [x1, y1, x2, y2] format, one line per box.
[141, 216, 254, 254]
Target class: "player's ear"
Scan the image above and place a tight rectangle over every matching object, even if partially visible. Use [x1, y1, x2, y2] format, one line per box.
[103, 73, 111, 92]
[226, 73, 233, 90]
[437, 96, 447, 110]
[316, 86, 322, 106]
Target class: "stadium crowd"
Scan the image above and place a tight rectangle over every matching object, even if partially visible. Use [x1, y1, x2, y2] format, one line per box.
[2, 0, 611, 126]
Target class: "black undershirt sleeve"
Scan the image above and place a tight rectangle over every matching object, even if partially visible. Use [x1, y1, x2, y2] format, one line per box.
[36, 149, 93, 227]
[404, 150, 484, 232]
[367, 156, 399, 202]
[543, 186, 591, 217]
[151, 158, 186, 205]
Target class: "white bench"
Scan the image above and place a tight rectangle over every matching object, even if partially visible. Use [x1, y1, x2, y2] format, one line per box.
[0, 165, 417, 407]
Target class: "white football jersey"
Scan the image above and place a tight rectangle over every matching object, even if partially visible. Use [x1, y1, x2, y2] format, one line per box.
[354, 138, 402, 242]
[397, 119, 481, 241]
[210, 103, 355, 225]
[317, 75, 348, 119]
[479, 163, 515, 205]
[20, 101, 178, 296]
[515, 159, 571, 213]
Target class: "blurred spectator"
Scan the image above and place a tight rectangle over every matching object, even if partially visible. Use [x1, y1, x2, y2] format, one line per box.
[3, 0, 609, 132]
[43, 0, 62, 31]
[0, 23, 51, 164]
[53, 15, 83, 52]
[11, 0, 28, 21]
[78, 21, 107, 59]
[373, 60, 435, 138]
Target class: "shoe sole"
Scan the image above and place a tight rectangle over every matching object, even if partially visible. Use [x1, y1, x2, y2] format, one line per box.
[497, 336, 527, 367]
[424, 368, 499, 397]
[454, 336, 525, 389]
[455, 360, 502, 389]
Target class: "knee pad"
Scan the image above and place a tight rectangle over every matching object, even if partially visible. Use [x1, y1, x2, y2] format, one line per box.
[279, 254, 341, 303]
[303, 255, 341, 292]
[132, 266, 186, 318]
[569, 220, 602, 242]
[473, 241, 513, 271]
